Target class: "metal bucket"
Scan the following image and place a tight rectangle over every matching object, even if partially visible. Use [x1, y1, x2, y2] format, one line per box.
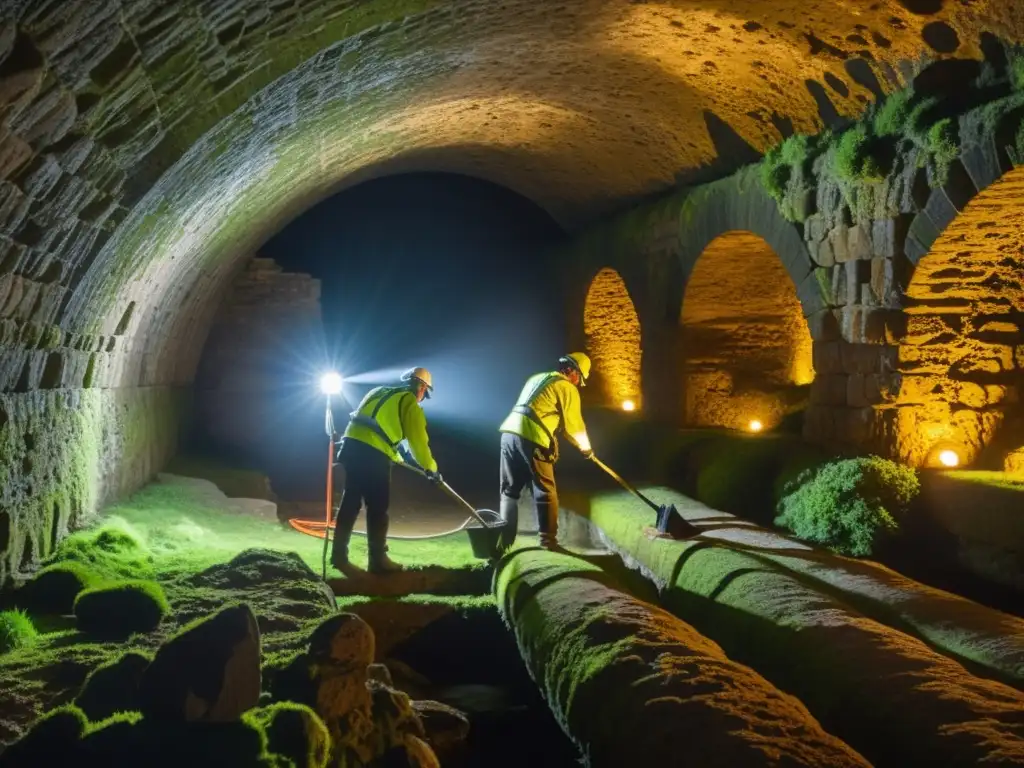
[465, 509, 505, 560]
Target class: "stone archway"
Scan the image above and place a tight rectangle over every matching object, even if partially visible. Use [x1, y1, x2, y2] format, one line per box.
[894, 165, 1024, 468]
[583, 268, 642, 410]
[680, 231, 814, 431]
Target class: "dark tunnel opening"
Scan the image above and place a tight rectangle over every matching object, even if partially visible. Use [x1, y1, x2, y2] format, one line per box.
[187, 172, 569, 500]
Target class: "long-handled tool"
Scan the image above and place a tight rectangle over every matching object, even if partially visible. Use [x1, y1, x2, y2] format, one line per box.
[590, 455, 700, 540]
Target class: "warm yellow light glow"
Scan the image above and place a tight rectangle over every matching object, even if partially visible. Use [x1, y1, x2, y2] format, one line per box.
[622, 400, 636, 412]
[574, 432, 592, 452]
[748, 419, 763, 433]
[938, 449, 960, 468]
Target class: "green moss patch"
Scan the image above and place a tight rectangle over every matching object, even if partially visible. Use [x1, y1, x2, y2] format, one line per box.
[74, 580, 170, 639]
[0, 609, 37, 654]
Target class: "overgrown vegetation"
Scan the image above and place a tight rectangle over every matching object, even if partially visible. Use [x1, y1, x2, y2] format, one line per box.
[774, 457, 920, 557]
[0, 610, 37, 654]
[760, 41, 1024, 220]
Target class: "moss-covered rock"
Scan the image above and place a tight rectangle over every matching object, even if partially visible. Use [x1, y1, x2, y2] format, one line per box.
[17, 560, 101, 615]
[74, 579, 169, 638]
[74, 651, 152, 721]
[0, 609, 37, 654]
[138, 603, 261, 722]
[0, 704, 88, 765]
[247, 701, 331, 768]
[495, 549, 870, 767]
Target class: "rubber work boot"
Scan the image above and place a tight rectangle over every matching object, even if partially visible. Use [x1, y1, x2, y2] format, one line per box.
[538, 531, 565, 553]
[496, 496, 519, 557]
[331, 521, 364, 578]
[368, 545, 404, 575]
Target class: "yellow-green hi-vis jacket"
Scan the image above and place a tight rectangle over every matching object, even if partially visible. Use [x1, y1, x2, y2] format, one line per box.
[344, 385, 438, 472]
[499, 372, 590, 458]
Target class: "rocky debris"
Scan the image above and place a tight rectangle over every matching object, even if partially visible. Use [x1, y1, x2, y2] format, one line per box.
[368, 662, 394, 687]
[268, 612, 451, 767]
[138, 603, 261, 722]
[412, 699, 471, 756]
[74, 650, 151, 721]
[183, 548, 337, 634]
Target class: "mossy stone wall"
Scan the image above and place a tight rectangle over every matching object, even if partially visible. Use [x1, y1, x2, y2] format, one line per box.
[0, 387, 186, 587]
[561, 42, 1024, 466]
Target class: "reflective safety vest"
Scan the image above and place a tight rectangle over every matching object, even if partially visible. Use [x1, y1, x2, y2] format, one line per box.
[342, 385, 438, 471]
[499, 372, 590, 459]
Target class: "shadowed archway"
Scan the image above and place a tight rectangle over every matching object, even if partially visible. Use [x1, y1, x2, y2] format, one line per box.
[680, 231, 814, 431]
[895, 165, 1024, 468]
[583, 268, 642, 410]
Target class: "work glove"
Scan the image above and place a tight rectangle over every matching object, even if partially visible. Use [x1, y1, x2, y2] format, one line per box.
[581, 449, 594, 460]
[427, 470, 443, 485]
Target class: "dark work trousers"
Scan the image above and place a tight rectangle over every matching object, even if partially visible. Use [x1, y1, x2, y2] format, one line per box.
[332, 438, 393, 560]
[499, 432, 558, 548]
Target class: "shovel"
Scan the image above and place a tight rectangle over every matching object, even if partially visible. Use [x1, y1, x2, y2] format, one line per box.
[589, 455, 700, 540]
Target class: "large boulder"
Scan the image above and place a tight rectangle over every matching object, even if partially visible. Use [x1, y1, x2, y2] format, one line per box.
[74, 651, 152, 721]
[138, 603, 261, 722]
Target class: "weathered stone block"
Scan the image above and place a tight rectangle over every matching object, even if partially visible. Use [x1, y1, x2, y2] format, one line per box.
[812, 374, 848, 406]
[840, 342, 883, 375]
[813, 340, 843, 375]
[829, 225, 850, 262]
[806, 309, 840, 342]
[847, 223, 872, 260]
[847, 374, 869, 408]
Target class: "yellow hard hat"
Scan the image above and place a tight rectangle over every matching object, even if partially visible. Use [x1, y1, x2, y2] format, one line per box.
[559, 352, 591, 385]
[401, 366, 433, 398]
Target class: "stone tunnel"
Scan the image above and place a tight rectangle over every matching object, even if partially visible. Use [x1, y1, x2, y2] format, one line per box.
[2, 0, 1024, 764]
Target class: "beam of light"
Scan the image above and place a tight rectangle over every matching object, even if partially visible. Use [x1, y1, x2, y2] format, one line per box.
[340, 368, 409, 386]
[938, 449, 960, 468]
[748, 419, 764, 433]
[621, 399, 636, 412]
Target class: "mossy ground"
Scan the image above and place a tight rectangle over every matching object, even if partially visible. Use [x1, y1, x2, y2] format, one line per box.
[0, 475, 496, 748]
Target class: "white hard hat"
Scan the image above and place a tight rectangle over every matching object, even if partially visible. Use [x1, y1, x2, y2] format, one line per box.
[401, 367, 433, 398]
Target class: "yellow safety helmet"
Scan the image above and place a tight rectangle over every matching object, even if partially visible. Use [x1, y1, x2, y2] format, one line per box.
[558, 352, 591, 386]
[401, 366, 433, 398]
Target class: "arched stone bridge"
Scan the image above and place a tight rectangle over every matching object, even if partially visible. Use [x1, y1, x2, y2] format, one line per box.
[568, 99, 1024, 468]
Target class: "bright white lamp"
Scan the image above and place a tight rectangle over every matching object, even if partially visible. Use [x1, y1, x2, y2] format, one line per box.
[320, 371, 343, 396]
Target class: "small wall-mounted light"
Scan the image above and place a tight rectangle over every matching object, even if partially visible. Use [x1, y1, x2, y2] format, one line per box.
[748, 419, 764, 433]
[938, 449, 960, 468]
[621, 400, 636, 412]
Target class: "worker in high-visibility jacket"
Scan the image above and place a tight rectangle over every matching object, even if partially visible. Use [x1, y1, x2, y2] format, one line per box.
[332, 367, 440, 575]
[497, 352, 592, 552]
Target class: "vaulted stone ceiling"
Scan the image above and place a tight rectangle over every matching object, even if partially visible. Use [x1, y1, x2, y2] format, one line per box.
[1, 0, 1022, 388]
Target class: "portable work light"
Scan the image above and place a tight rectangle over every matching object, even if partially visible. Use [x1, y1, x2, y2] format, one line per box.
[320, 371, 343, 395]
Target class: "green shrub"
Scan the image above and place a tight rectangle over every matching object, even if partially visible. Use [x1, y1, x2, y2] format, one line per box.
[74, 580, 170, 638]
[873, 89, 915, 137]
[926, 118, 959, 180]
[0, 608, 38, 653]
[774, 457, 920, 557]
[19, 560, 101, 615]
[832, 124, 887, 183]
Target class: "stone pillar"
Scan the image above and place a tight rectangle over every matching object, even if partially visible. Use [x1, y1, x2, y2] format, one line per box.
[192, 258, 325, 491]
